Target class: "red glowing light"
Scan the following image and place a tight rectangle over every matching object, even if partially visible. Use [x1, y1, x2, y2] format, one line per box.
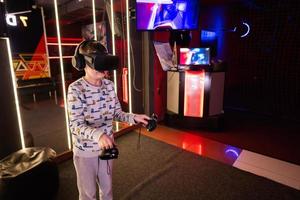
[184, 70, 205, 117]
[122, 68, 128, 103]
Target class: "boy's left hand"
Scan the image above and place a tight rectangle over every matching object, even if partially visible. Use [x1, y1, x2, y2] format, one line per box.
[133, 114, 151, 126]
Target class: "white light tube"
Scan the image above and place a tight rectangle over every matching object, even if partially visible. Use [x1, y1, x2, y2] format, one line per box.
[126, 0, 132, 113]
[3, 37, 25, 148]
[54, 0, 71, 150]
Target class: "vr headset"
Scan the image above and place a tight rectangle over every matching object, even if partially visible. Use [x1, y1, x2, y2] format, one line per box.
[72, 40, 119, 71]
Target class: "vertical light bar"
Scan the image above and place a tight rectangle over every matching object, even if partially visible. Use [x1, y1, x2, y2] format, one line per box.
[184, 70, 205, 117]
[92, 0, 97, 41]
[54, 0, 71, 150]
[110, 0, 118, 94]
[4, 38, 25, 148]
[126, 0, 132, 113]
[122, 68, 129, 103]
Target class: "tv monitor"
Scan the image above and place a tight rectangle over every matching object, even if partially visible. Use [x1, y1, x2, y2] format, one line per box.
[179, 48, 210, 66]
[136, 0, 200, 31]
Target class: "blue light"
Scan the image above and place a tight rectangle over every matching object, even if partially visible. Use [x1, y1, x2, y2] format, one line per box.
[225, 146, 242, 160]
[225, 149, 239, 158]
[201, 30, 217, 41]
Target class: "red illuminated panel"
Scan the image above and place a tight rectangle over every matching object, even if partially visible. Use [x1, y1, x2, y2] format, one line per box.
[47, 37, 83, 43]
[184, 70, 205, 117]
[122, 68, 128, 103]
[179, 48, 191, 65]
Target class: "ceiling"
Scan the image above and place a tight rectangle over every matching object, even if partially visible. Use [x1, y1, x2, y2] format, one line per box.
[36, 0, 106, 23]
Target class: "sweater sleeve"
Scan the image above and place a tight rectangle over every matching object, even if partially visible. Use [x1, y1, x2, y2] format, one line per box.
[67, 84, 103, 142]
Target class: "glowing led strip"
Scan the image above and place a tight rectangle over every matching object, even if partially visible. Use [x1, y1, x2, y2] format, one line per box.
[225, 149, 239, 158]
[126, 0, 132, 113]
[3, 38, 25, 148]
[47, 43, 79, 46]
[54, 0, 71, 150]
[6, 10, 32, 15]
[241, 22, 250, 38]
[92, 0, 97, 41]
[49, 56, 73, 59]
[110, 0, 118, 94]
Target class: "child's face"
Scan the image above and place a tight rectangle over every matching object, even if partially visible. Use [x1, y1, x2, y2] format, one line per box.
[85, 65, 107, 80]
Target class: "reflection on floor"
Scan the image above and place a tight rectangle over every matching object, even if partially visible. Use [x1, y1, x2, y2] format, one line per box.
[20, 98, 69, 154]
[139, 125, 300, 190]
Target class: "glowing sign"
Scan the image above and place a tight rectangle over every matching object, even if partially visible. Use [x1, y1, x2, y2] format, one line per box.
[6, 14, 28, 27]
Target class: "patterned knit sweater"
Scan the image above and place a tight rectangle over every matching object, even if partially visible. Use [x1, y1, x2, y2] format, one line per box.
[67, 77, 135, 157]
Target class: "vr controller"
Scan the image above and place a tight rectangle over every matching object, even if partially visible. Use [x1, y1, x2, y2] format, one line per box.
[99, 114, 157, 160]
[99, 145, 119, 160]
[146, 113, 158, 132]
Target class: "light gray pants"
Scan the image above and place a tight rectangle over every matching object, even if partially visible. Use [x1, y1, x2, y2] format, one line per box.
[73, 156, 113, 200]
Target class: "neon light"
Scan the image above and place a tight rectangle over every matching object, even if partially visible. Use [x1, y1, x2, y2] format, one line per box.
[47, 43, 79, 46]
[3, 38, 25, 148]
[126, 0, 132, 113]
[184, 70, 205, 117]
[6, 14, 17, 26]
[110, 0, 118, 94]
[241, 22, 250, 38]
[49, 56, 73, 59]
[225, 146, 242, 160]
[6, 10, 32, 15]
[92, 0, 97, 41]
[19, 16, 28, 27]
[54, 0, 71, 150]
[225, 149, 239, 158]
[122, 68, 129, 103]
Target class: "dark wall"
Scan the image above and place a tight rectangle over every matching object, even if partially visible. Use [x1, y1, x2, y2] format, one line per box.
[221, 1, 300, 120]
[150, 0, 300, 121]
[0, 2, 7, 37]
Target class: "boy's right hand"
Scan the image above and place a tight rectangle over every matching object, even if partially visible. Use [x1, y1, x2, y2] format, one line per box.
[98, 134, 115, 150]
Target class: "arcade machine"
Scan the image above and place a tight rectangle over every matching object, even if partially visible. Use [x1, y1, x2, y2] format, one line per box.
[164, 46, 226, 131]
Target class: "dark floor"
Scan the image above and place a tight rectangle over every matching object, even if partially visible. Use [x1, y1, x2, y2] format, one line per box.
[179, 110, 300, 165]
[56, 133, 300, 200]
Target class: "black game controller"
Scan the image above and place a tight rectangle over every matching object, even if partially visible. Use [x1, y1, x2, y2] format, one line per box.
[99, 146, 119, 160]
[146, 113, 158, 132]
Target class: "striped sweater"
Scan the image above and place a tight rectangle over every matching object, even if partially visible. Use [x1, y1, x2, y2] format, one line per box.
[67, 77, 135, 157]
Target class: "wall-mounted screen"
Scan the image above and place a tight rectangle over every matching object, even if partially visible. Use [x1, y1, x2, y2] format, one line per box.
[136, 0, 200, 31]
[179, 48, 210, 66]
